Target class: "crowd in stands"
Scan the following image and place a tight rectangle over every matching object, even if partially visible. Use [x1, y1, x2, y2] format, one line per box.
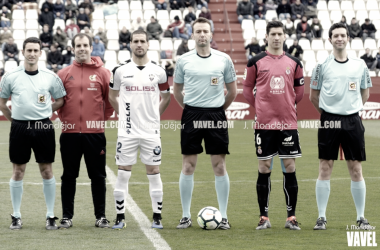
[242, 0, 380, 72]
[0, 0, 219, 74]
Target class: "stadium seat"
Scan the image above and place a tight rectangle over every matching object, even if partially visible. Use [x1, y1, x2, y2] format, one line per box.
[358, 50, 365, 58]
[93, 9, 104, 20]
[0, 61, 4, 69]
[316, 50, 329, 63]
[327, 1, 340, 10]
[285, 39, 294, 48]
[244, 39, 251, 46]
[243, 29, 256, 40]
[105, 60, 118, 71]
[117, 1, 129, 10]
[195, 10, 201, 18]
[26, 20, 39, 30]
[147, 50, 159, 62]
[254, 20, 266, 30]
[144, 10, 156, 20]
[157, 10, 169, 21]
[369, 71, 376, 77]
[18, 51, 25, 61]
[38, 60, 46, 68]
[25, 9, 38, 19]
[305, 61, 316, 73]
[105, 14, 117, 20]
[356, 10, 368, 21]
[303, 50, 316, 61]
[330, 10, 342, 23]
[143, 1, 155, 10]
[367, 0, 379, 10]
[14, 40, 23, 50]
[353, 1, 366, 10]
[369, 11, 380, 21]
[170, 10, 182, 20]
[149, 40, 160, 50]
[346, 50, 357, 58]
[67, 40, 72, 47]
[320, 20, 331, 31]
[131, 10, 143, 20]
[160, 40, 173, 51]
[324, 41, 333, 50]
[294, 19, 300, 29]
[311, 40, 324, 50]
[340, 1, 352, 10]
[317, 11, 329, 21]
[53, 19, 66, 30]
[104, 50, 117, 61]
[241, 20, 254, 30]
[118, 50, 131, 62]
[107, 30, 119, 40]
[26, 30, 39, 38]
[13, 30, 25, 40]
[159, 20, 170, 30]
[39, 50, 47, 61]
[12, 10, 24, 20]
[106, 20, 119, 30]
[265, 10, 277, 21]
[118, 10, 131, 20]
[188, 39, 195, 50]
[129, 1, 142, 10]
[12, 20, 25, 30]
[364, 39, 376, 50]
[173, 40, 182, 50]
[317, 1, 327, 10]
[322, 30, 329, 40]
[256, 30, 266, 40]
[346, 42, 351, 50]
[119, 20, 132, 30]
[351, 39, 364, 50]
[4, 61, 18, 72]
[107, 40, 119, 50]
[343, 11, 355, 23]
[92, 20, 105, 30]
[298, 39, 310, 50]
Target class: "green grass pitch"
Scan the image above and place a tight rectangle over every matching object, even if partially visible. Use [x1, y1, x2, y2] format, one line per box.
[0, 120, 379, 250]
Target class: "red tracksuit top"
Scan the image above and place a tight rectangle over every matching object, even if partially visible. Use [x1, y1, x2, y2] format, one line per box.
[57, 56, 114, 133]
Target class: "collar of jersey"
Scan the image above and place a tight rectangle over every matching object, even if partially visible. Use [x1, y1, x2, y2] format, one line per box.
[265, 50, 285, 59]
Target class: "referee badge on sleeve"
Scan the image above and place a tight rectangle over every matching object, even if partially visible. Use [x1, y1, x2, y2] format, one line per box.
[349, 82, 357, 91]
[37, 94, 47, 104]
[211, 77, 219, 86]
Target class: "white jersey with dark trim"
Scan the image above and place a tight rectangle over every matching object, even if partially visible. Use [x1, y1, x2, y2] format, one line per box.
[110, 59, 169, 138]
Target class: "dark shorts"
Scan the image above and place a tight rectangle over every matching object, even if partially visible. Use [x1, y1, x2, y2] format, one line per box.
[254, 129, 302, 160]
[9, 118, 56, 164]
[318, 111, 366, 161]
[181, 105, 229, 155]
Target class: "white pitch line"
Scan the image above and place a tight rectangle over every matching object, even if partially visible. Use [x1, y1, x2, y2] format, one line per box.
[105, 165, 171, 250]
[0, 176, 379, 186]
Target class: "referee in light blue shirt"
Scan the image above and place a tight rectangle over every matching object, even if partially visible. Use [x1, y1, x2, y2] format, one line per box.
[0, 37, 66, 230]
[173, 17, 237, 230]
[309, 23, 372, 230]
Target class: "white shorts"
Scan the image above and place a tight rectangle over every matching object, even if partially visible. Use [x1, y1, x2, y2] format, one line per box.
[115, 137, 162, 166]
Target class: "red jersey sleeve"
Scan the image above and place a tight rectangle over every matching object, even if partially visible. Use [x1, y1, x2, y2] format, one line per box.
[293, 62, 304, 104]
[102, 69, 114, 120]
[243, 58, 258, 108]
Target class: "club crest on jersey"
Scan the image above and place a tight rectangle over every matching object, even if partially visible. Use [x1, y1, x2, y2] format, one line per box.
[286, 66, 291, 75]
[89, 75, 97, 81]
[37, 94, 46, 104]
[211, 77, 218, 86]
[149, 74, 155, 81]
[153, 146, 161, 155]
[270, 76, 285, 94]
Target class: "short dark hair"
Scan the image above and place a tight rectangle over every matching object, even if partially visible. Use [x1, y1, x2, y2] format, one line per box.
[72, 33, 93, 48]
[23, 37, 42, 50]
[191, 17, 212, 33]
[130, 29, 148, 42]
[328, 22, 350, 39]
[266, 21, 284, 35]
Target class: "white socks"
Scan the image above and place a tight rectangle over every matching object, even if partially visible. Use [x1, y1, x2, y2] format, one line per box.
[147, 173, 163, 214]
[113, 170, 131, 214]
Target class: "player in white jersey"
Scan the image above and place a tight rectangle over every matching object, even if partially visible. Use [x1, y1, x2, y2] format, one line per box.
[109, 30, 171, 229]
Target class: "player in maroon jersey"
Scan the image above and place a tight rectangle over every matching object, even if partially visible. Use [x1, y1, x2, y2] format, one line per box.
[243, 21, 305, 230]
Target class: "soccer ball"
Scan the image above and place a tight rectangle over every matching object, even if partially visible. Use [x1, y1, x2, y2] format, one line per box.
[197, 206, 222, 230]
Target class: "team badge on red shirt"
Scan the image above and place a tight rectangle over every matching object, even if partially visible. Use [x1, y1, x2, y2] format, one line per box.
[89, 75, 97, 81]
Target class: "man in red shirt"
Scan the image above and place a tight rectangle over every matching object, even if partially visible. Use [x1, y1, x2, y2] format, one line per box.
[56, 33, 114, 229]
[167, 15, 188, 39]
[243, 21, 304, 230]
